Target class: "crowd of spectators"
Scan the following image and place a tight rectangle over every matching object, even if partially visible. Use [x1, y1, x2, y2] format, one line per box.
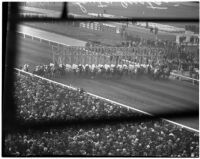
[15, 72, 139, 122]
[5, 70, 199, 157]
[5, 120, 199, 157]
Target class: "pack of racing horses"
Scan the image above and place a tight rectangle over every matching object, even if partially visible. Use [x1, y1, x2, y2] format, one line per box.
[23, 62, 172, 81]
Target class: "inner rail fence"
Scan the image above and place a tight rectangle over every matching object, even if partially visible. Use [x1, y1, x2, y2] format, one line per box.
[14, 68, 199, 133]
[16, 31, 199, 85]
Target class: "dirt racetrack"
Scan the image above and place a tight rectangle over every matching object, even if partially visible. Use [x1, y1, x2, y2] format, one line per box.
[16, 35, 199, 130]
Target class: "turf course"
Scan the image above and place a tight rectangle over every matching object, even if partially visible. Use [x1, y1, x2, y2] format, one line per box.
[16, 35, 199, 130]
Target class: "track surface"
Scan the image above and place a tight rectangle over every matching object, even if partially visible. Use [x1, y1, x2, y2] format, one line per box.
[18, 25, 87, 47]
[16, 35, 199, 130]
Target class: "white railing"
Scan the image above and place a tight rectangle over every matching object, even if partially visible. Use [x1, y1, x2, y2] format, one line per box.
[14, 68, 199, 133]
[170, 72, 199, 85]
[17, 31, 70, 47]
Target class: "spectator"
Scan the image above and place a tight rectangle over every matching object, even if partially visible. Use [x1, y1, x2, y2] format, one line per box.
[14, 73, 141, 122]
[5, 121, 199, 157]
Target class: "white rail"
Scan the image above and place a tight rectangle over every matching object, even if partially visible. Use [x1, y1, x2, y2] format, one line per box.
[14, 68, 199, 133]
[17, 31, 70, 47]
[170, 72, 199, 85]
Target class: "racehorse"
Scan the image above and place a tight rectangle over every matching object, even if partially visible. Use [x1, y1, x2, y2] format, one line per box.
[65, 64, 73, 76]
[78, 64, 84, 77]
[152, 66, 161, 80]
[100, 66, 107, 79]
[91, 66, 98, 79]
[162, 66, 171, 79]
[134, 66, 140, 79]
[122, 64, 128, 76]
[57, 64, 66, 77]
[128, 64, 135, 79]
[22, 64, 29, 72]
[29, 58, 173, 81]
[72, 64, 78, 76]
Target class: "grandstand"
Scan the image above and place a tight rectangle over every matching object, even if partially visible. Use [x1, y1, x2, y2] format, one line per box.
[3, 2, 199, 157]
[5, 68, 198, 156]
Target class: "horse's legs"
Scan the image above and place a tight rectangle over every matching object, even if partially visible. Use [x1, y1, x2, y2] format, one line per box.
[135, 73, 137, 80]
[153, 73, 156, 80]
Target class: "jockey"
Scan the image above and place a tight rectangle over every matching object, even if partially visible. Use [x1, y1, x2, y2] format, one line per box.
[82, 64, 85, 70]
[129, 64, 134, 71]
[66, 64, 71, 68]
[117, 64, 122, 71]
[91, 64, 95, 69]
[135, 63, 139, 68]
[104, 64, 109, 70]
[72, 63, 78, 70]
[44, 65, 48, 71]
[97, 64, 101, 69]
[50, 63, 54, 67]
[154, 67, 159, 73]
[111, 64, 115, 68]
[91, 64, 95, 71]
[88, 64, 92, 70]
[118, 64, 122, 68]
[35, 66, 39, 71]
[147, 64, 152, 69]
[78, 64, 82, 69]
[23, 64, 29, 72]
[65, 64, 70, 72]
[59, 64, 63, 68]
[122, 64, 127, 68]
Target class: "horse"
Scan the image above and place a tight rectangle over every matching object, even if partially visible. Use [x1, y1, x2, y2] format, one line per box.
[22, 64, 29, 72]
[92, 66, 99, 79]
[147, 65, 153, 79]
[116, 65, 123, 79]
[152, 67, 161, 80]
[106, 67, 112, 79]
[56, 64, 66, 77]
[90, 64, 96, 79]
[162, 66, 171, 79]
[122, 64, 128, 76]
[44, 65, 51, 78]
[65, 64, 72, 76]
[133, 66, 140, 80]
[100, 66, 107, 79]
[33, 65, 45, 76]
[72, 64, 78, 76]
[78, 64, 84, 77]
[128, 64, 135, 79]
[33, 66, 39, 75]
[50, 65, 56, 78]
[96, 66, 102, 78]
[85, 65, 91, 78]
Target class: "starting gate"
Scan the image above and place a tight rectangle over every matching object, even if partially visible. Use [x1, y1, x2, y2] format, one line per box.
[51, 45, 166, 66]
